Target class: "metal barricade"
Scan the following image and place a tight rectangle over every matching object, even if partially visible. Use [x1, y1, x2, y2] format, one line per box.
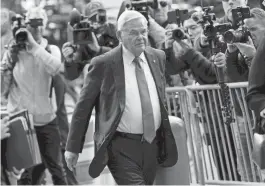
[165, 82, 264, 185]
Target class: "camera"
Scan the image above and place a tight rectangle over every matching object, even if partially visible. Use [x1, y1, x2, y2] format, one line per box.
[223, 29, 249, 44]
[201, 6, 216, 23]
[167, 9, 189, 40]
[68, 8, 95, 45]
[204, 23, 232, 39]
[125, 0, 158, 20]
[11, 15, 44, 49]
[97, 9, 107, 24]
[167, 9, 189, 25]
[11, 15, 27, 49]
[171, 28, 187, 40]
[231, 7, 250, 28]
[223, 7, 251, 44]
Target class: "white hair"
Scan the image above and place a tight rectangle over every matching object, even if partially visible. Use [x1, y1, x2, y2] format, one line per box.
[117, 10, 147, 31]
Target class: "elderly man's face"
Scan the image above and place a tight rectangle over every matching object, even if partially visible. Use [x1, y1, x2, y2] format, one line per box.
[222, 0, 247, 21]
[245, 17, 265, 48]
[118, 18, 148, 56]
[150, 0, 170, 25]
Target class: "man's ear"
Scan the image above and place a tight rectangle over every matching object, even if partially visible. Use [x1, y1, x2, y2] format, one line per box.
[116, 30, 122, 42]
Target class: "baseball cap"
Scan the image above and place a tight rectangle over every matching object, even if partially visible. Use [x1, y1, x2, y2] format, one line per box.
[84, 0, 105, 19]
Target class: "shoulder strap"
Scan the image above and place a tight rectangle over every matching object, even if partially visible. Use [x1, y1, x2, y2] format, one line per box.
[45, 44, 53, 98]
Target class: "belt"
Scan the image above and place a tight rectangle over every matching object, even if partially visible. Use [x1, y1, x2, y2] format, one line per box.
[114, 131, 144, 142]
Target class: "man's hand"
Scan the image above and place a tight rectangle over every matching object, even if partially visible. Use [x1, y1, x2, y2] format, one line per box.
[87, 32, 100, 53]
[172, 38, 191, 58]
[234, 36, 256, 60]
[214, 52, 226, 68]
[62, 42, 75, 63]
[1, 116, 10, 140]
[65, 151, 79, 171]
[6, 167, 24, 185]
[227, 43, 238, 53]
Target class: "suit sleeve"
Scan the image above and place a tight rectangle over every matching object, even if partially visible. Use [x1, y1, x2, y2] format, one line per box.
[66, 59, 104, 153]
[246, 34, 265, 115]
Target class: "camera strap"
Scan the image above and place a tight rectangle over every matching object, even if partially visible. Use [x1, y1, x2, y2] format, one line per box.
[44, 44, 54, 99]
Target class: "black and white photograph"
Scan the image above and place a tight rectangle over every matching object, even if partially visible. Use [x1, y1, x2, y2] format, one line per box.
[1, 0, 265, 185]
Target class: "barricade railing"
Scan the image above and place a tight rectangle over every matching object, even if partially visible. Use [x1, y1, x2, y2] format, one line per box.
[165, 82, 264, 185]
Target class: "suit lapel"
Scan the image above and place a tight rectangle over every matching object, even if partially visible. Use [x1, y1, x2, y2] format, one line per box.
[144, 48, 163, 100]
[110, 45, 126, 112]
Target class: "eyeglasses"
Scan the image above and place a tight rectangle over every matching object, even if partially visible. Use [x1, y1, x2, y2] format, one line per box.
[121, 29, 149, 36]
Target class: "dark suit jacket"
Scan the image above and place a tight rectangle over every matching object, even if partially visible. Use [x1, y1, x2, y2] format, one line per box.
[66, 45, 178, 178]
[246, 33, 265, 117]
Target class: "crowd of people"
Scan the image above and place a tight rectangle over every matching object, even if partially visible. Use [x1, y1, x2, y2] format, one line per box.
[1, 0, 265, 185]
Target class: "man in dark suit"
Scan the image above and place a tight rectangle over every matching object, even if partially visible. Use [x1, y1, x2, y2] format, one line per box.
[65, 10, 178, 185]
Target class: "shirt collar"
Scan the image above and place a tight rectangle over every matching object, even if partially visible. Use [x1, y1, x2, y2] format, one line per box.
[122, 45, 145, 65]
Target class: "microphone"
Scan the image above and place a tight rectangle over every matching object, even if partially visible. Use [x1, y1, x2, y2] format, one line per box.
[69, 8, 82, 27]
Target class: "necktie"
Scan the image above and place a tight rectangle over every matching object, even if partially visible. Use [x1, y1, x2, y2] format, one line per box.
[133, 56, 156, 143]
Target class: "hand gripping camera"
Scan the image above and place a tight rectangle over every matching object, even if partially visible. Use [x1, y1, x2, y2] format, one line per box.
[223, 7, 251, 44]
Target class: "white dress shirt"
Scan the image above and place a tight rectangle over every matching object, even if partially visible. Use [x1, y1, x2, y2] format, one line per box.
[117, 46, 161, 134]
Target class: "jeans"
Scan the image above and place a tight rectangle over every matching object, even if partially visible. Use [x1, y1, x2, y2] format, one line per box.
[18, 119, 67, 185]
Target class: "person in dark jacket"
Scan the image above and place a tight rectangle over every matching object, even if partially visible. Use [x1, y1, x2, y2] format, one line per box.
[246, 22, 265, 120]
[62, 1, 118, 81]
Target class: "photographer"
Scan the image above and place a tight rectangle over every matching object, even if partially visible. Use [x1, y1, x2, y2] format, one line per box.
[195, 0, 248, 58]
[225, 8, 265, 82]
[165, 29, 220, 85]
[1, 8, 16, 60]
[62, 1, 118, 81]
[1, 7, 67, 185]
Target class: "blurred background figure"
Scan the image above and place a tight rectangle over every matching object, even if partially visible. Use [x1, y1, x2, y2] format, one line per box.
[1, 8, 16, 60]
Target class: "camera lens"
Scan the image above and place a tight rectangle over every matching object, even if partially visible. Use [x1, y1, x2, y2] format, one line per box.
[16, 30, 27, 42]
[172, 29, 186, 40]
[224, 30, 245, 44]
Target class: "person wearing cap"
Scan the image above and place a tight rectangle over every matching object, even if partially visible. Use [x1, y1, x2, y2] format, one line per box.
[1, 7, 67, 185]
[65, 10, 177, 185]
[62, 0, 118, 81]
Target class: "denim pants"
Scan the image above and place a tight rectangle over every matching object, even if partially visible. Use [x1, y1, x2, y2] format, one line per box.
[18, 119, 67, 185]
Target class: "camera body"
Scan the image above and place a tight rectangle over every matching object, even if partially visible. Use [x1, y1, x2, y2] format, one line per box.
[223, 7, 251, 44]
[231, 7, 250, 28]
[167, 9, 189, 40]
[167, 9, 189, 25]
[125, 0, 158, 20]
[201, 6, 216, 23]
[11, 15, 27, 49]
[68, 8, 95, 45]
[204, 23, 232, 39]
[12, 15, 44, 49]
[200, 7, 231, 53]
[223, 28, 249, 44]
